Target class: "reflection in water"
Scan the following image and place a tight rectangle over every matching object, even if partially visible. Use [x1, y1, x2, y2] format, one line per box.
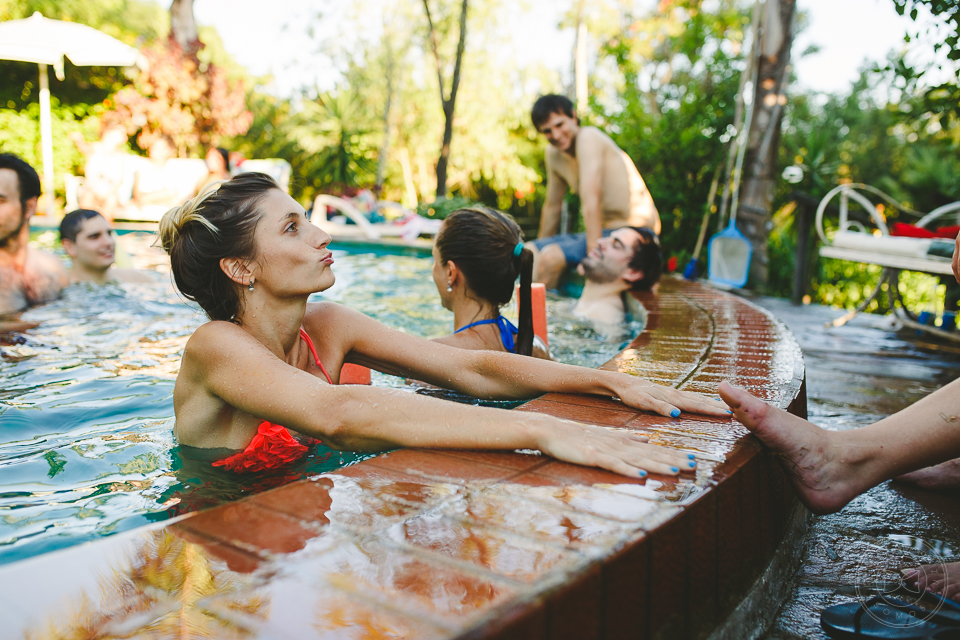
[15, 468, 692, 638]
[887, 534, 956, 558]
[25, 529, 266, 640]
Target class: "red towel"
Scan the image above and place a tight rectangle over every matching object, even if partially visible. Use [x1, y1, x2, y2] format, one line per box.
[890, 222, 960, 239]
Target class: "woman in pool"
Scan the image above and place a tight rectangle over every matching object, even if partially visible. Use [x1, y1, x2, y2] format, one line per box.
[431, 206, 549, 359]
[159, 173, 729, 476]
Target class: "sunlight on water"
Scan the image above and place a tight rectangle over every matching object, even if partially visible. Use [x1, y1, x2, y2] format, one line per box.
[0, 239, 642, 565]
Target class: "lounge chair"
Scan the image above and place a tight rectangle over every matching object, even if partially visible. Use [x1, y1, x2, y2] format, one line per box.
[816, 183, 960, 337]
[312, 194, 440, 243]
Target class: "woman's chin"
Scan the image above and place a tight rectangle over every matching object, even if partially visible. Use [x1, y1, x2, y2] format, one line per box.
[315, 272, 335, 292]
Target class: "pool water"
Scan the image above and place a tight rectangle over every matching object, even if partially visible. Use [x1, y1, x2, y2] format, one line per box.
[0, 236, 642, 566]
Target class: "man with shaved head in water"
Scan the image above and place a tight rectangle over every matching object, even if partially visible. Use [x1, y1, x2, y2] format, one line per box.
[59, 209, 156, 285]
[0, 154, 68, 317]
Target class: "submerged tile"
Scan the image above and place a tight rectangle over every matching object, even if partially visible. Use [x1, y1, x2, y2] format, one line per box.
[441, 488, 638, 553]
[628, 429, 735, 461]
[333, 464, 465, 507]
[530, 461, 696, 503]
[5, 526, 269, 640]
[640, 418, 750, 442]
[367, 448, 529, 484]
[520, 399, 637, 427]
[177, 500, 326, 557]
[287, 536, 519, 626]
[504, 474, 681, 527]
[201, 572, 452, 639]
[388, 512, 581, 584]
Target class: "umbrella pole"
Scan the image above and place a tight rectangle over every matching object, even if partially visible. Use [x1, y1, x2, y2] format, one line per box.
[38, 63, 55, 216]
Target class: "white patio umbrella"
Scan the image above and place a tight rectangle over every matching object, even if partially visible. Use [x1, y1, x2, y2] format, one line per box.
[0, 12, 140, 214]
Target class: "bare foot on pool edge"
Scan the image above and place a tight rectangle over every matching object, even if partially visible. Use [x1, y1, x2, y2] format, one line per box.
[719, 381, 869, 515]
[902, 562, 960, 603]
[895, 458, 960, 492]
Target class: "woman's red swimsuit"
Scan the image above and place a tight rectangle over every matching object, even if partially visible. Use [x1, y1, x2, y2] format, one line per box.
[212, 329, 334, 473]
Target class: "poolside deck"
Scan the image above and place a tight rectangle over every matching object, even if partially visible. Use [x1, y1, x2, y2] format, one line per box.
[754, 298, 960, 640]
[0, 278, 807, 639]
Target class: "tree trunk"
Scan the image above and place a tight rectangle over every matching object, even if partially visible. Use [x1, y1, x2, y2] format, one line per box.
[423, 0, 468, 198]
[170, 0, 200, 55]
[738, 0, 794, 288]
[574, 7, 588, 114]
[375, 60, 394, 193]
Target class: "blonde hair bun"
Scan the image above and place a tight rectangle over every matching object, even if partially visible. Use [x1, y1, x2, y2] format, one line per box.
[157, 180, 223, 253]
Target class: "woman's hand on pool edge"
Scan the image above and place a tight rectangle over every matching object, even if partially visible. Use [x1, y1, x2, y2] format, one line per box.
[615, 377, 733, 419]
[537, 420, 696, 477]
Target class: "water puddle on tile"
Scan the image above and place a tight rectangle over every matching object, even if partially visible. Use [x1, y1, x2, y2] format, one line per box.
[885, 534, 957, 559]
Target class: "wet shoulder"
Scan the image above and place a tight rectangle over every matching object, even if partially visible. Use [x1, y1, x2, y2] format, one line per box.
[27, 247, 67, 275]
[183, 320, 251, 365]
[303, 300, 355, 332]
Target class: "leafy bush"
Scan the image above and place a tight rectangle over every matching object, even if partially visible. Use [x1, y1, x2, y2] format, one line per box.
[0, 101, 100, 195]
[417, 196, 481, 220]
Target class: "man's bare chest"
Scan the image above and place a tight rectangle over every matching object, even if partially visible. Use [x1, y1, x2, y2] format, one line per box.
[553, 154, 580, 193]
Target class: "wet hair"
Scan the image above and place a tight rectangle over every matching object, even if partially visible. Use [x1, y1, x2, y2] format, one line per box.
[531, 94, 578, 130]
[0, 153, 41, 211]
[436, 207, 535, 356]
[626, 227, 662, 291]
[158, 172, 279, 322]
[60, 209, 103, 243]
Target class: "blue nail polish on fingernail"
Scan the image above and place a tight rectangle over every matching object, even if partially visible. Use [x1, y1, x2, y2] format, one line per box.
[639, 470, 647, 477]
[670, 409, 680, 418]
[670, 466, 679, 473]
[687, 453, 696, 459]
[688, 461, 696, 468]
[726, 410, 733, 414]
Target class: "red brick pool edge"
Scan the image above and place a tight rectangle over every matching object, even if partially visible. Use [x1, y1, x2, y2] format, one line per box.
[0, 277, 806, 640]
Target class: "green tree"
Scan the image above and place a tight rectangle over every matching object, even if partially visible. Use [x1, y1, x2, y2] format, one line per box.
[0, 0, 168, 111]
[421, 0, 469, 197]
[294, 89, 378, 190]
[101, 38, 253, 155]
[591, 0, 749, 262]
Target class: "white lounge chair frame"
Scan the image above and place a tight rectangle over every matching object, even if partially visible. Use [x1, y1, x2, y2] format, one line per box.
[815, 183, 960, 336]
[311, 194, 439, 244]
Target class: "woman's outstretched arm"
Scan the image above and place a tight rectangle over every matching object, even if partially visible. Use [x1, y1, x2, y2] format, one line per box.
[186, 321, 697, 477]
[317, 303, 729, 419]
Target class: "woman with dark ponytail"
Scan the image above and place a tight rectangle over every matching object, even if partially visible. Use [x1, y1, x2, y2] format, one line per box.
[431, 207, 549, 359]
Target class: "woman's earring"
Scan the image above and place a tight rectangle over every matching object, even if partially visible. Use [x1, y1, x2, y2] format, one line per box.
[248, 279, 255, 292]
[446, 282, 453, 292]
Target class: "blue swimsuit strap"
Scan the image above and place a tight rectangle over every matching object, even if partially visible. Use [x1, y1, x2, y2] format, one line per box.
[454, 315, 518, 352]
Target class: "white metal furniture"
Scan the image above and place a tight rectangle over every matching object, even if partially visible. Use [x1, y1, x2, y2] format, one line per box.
[815, 184, 960, 335]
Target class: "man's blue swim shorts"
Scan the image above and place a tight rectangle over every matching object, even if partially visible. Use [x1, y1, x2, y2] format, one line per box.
[531, 227, 658, 267]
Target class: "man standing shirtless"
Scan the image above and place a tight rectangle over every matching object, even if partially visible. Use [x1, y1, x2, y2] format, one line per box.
[528, 95, 661, 290]
[0, 154, 68, 316]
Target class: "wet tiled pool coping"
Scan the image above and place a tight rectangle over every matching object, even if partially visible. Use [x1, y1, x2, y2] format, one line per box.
[0, 277, 806, 639]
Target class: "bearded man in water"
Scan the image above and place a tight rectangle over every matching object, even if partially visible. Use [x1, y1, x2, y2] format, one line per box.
[0, 154, 68, 317]
[528, 94, 661, 290]
[573, 226, 662, 326]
